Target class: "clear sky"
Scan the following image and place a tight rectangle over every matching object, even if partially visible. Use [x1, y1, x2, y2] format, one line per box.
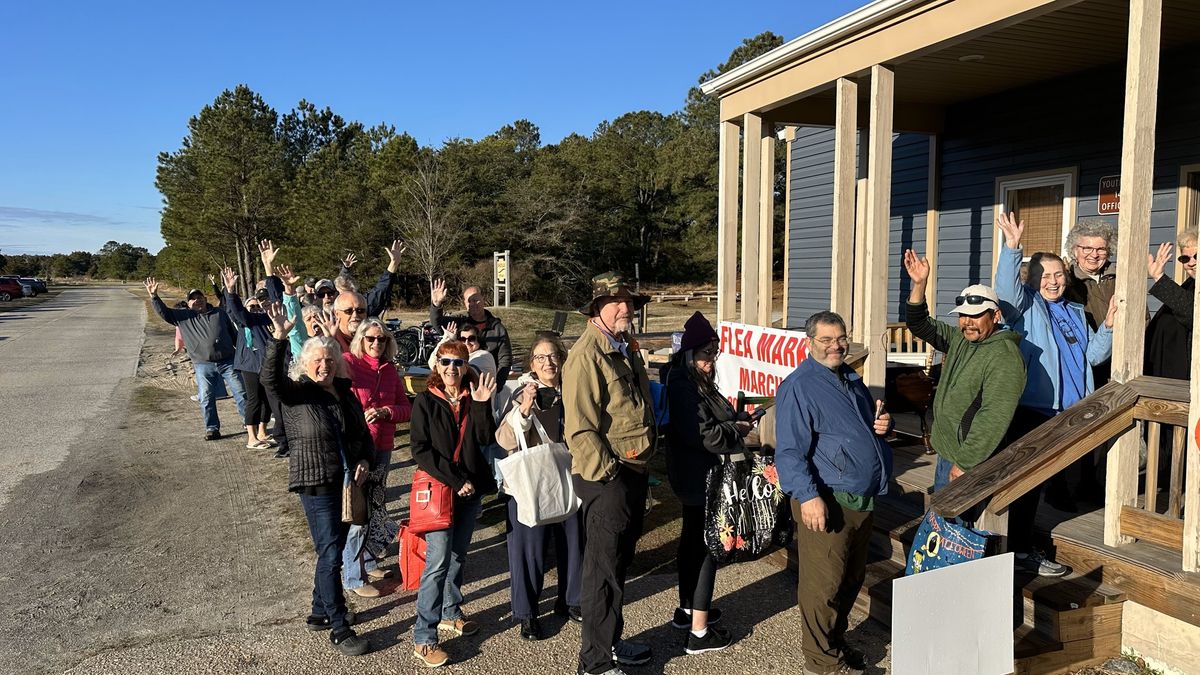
[0, 0, 866, 256]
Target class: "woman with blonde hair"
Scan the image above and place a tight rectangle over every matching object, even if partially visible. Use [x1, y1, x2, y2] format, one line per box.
[341, 318, 412, 597]
[410, 340, 498, 668]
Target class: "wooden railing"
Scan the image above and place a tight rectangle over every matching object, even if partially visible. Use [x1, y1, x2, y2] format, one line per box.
[928, 376, 1195, 569]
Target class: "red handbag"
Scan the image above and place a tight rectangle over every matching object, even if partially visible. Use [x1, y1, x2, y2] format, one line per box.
[398, 520, 427, 590]
[408, 399, 470, 534]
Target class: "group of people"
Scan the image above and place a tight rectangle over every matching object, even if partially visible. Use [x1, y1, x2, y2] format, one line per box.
[139, 213, 1189, 674]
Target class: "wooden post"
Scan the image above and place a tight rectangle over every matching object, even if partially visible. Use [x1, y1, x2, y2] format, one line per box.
[757, 126, 776, 327]
[741, 113, 764, 325]
[1107, 0, 1162, 548]
[782, 126, 796, 327]
[852, 128, 869, 344]
[831, 78, 858, 321]
[862, 65, 895, 396]
[925, 135, 941, 314]
[717, 121, 741, 323]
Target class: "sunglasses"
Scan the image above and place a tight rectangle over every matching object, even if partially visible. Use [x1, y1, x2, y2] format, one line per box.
[459, 335, 479, 343]
[438, 358, 466, 367]
[955, 294, 994, 306]
[339, 307, 367, 316]
[363, 335, 387, 344]
[699, 347, 721, 358]
[316, 290, 336, 298]
[1179, 255, 1195, 264]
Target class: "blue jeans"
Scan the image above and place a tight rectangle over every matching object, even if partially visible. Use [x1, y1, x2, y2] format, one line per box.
[413, 496, 482, 645]
[933, 455, 984, 525]
[300, 492, 352, 631]
[193, 360, 247, 432]
[343, 451, 392, 589]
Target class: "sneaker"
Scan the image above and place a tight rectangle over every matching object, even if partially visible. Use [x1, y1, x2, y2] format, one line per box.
[351, 584, 381, 598]
[840, 645, 867, 670]
[329, 628, 369, 656]
[305, 611, 357, 631]
[204, 430, 220, 441]
[438, 616, 478, 636]
[803, 663, 863, 675]
[581, 666, 628, 675]
[273, 448, 289, 459]
[1015, 550, 1071, 577]
[685, 625, 732, 655]
[413, 643, 450, 668]
[671, 607, 722, 629]
[612, 640, 651, 666]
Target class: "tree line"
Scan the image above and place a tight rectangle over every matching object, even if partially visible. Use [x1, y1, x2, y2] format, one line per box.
[0, 241, 155, 280]
[151, 32, 785, 305]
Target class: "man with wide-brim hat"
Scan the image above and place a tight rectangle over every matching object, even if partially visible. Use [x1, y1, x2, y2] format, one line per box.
[563, 271, 656, 675]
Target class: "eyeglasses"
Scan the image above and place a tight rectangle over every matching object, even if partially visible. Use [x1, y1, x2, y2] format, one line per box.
[339, 307, 367, 316]
[363, 335, 387, 344]
[459, 335, 479, 343]
[955, 294, 994, 307]
[532, 354, 561, 364]
[1179, 255, 1195, 264]
[438, 358, 466, 367]
[698, 347, 721, 358]
[813, 336, 850, 347]
[316, 290, 336, 298]
[1075, 245, 1108, 256]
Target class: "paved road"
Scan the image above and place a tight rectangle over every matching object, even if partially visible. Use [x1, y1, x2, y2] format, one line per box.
[0, 286, 145, 508]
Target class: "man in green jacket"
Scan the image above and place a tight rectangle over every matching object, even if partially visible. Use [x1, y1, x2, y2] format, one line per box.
[902, 250, 1026, 501]
[562, 271, 656, 675]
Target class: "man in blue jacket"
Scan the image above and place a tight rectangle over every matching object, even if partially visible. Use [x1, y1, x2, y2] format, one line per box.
[776, 311, 893, 675]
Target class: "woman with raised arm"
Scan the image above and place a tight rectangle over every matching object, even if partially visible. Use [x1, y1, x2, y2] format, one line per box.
[261, 303, 374, 657]
[409, 340, 498, 668]
[1145, 231, 1197, 379]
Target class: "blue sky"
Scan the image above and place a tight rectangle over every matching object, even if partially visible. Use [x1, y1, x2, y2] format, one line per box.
[0, 0, 866, 256]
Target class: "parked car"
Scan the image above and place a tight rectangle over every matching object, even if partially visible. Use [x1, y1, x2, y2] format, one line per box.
[19, 277, 46, 296]
[0, 278, 23, 301]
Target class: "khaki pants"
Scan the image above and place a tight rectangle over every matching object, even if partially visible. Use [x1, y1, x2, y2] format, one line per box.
[792, 496, 873, 673]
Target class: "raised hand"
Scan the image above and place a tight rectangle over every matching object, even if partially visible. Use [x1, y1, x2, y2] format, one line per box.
[320, 309, 339, 338]
[471, 371, 497, 402]
[997, 212, 1025, 250]
[444, 320, 459, 339]
[220, 266, 238, 293]
[1105, 293, 1118, 329]
[265, 301, 294, 339]
[1148, 242, 1173, 281]
[144, 277, 159, 296]
[903, 249, 931, 285]
[258, 239, 280, 272]
[207, 273, 216, 287]
[342, 252, 358, 270]
[385, 239, 406, 273]
[277, 264, 301, 290]
[431, 279, 447, 307]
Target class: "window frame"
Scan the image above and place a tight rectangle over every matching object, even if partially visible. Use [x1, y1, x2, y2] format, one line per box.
[992, 167, 1078, 267]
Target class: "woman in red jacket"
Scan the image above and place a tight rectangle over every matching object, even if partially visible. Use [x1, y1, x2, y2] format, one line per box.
[341, 318, 412, 597]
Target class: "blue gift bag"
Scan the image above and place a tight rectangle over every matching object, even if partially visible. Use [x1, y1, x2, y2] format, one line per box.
[905, 509, 992, 576]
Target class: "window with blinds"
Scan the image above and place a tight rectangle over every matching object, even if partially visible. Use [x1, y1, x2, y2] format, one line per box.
[1006, 184, 1065, 256]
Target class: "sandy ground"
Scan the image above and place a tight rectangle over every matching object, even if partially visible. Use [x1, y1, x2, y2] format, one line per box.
[0, 288, 893, 674]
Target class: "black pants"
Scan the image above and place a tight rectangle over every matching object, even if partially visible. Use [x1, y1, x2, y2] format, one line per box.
[506, 499, 583, 619]
[1004, 406, 1054, 554]
[573, 466, 648, 674]
[239, 369, 271, 427]
[677, 504, 716, 613]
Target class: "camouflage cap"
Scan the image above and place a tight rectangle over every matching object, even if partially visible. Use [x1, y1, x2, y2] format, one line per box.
[579, 271, 651, 316]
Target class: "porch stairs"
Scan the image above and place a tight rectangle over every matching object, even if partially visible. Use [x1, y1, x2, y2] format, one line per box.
[764, 442, 1127, 674]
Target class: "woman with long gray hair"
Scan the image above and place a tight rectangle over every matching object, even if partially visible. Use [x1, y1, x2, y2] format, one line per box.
[663, 311, 748, 656]
[262, 303, 375, 657]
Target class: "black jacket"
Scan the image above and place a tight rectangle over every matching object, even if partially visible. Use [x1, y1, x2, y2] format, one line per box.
[410, 391, 498, 495]
[664, 359, 746, 506]
[1145, 276, 1194, 380]
[261, 339, 375, 492]
[430, 305, 514, 380]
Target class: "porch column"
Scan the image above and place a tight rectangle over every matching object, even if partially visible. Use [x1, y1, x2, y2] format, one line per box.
[757, 125, 776, 327]
[925, 135, 941, 312]
[862, 65, 894, 394]
[831, 77, 858, 321]
[717, 120, 740, 323]
[741, 113, 766, 324]
[782, 126, 796, 327]
[1107, 0, 1162, 549]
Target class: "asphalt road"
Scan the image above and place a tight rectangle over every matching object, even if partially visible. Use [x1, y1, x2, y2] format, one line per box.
[0, 286, 145, 509]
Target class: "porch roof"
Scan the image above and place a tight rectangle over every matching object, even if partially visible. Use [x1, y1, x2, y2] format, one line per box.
[704, 0, 1200, 129]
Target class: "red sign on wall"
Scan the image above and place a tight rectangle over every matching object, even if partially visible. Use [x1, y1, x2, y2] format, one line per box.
[1098, 175, 1120, 215]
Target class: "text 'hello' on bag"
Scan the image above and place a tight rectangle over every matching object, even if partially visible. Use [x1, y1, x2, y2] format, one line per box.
[497, 413, 580, 528]
[408, 399, 471, 534]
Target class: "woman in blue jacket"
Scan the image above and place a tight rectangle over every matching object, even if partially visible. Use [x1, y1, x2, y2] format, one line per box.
[221, 266, 278, 450]
[994, 213, 1116, 577]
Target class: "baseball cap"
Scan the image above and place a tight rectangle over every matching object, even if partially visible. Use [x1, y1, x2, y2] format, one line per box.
[314, 279, 336, 295]
[186, 288, 205, 300]
[950, 284, 1000, 315]
[252, 288, 270, 302]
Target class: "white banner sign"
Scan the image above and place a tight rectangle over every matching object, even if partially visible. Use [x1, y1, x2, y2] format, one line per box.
[715, 321, 809, 406]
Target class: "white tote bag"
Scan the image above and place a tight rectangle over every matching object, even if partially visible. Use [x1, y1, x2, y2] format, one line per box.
[497, 414, 580, 527]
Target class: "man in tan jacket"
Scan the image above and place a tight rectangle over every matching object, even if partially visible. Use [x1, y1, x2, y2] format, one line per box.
[562, 272, 655, 675]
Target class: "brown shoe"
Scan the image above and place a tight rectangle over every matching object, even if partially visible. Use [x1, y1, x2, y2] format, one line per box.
[351, 584, 380, 598]
[413, 643, 449, 668]
[366, 567, 393, 580]
[437, 616, 479, 636]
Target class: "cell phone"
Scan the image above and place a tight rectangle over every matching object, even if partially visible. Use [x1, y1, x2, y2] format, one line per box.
[750, 407, 767, 421]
